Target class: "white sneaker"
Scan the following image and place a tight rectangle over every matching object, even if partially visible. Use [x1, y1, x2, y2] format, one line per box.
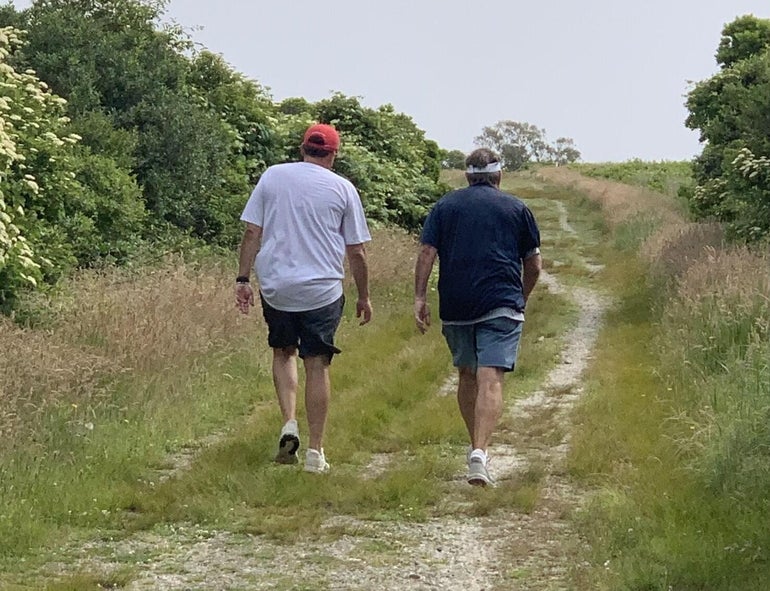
[304, 448, 330, 474]
[467, 448, 494, 487]
[274, 419, 300, 465]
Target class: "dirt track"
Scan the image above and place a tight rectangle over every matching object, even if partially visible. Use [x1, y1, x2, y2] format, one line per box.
[37, 176, 610, 590]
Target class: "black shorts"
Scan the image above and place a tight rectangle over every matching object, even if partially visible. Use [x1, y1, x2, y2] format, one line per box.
[260, 294, 345, 361]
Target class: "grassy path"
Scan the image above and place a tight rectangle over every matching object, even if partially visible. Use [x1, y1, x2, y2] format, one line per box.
[1, 172, 613, 590]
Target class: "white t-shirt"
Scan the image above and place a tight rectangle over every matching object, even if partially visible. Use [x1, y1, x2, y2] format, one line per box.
[240, 162, 371, 312]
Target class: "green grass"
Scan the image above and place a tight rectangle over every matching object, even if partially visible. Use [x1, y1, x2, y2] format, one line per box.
[0, 170, 615, 588]
[0, 347, 265, 557]
[570, 159, 694, 198]
[567, 203, 770, 589]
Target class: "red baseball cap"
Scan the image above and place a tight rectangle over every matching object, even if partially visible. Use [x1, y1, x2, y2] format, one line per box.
[303, 123, 340, 152]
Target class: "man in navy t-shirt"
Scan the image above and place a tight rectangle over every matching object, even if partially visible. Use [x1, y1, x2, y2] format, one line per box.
[414, 148, 542, 486]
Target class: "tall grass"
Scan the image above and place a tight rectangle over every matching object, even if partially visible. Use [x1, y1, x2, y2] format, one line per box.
[0, 254, 266, 557]
[558, 164, 770, 589]
[660, 249, 770, 495]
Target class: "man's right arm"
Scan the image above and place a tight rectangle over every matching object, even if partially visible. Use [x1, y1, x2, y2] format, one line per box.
[522, 252, 542, 304]
[235, 223, 262, 314]
[238, 223, 262, 278]
[414, 244, 437, 333]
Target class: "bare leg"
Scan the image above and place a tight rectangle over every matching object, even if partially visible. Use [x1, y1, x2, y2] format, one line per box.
[303, 355, 331, 451]
[272, 347, 298, 422]
[473, 366, 505, 451]
[456, 366, 477, 444]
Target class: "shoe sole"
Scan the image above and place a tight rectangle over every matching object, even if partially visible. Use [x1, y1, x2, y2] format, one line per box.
[468, 475, 491, 487]
[303, 463, 330, 474]
[275, 433, 300, 464]
[467, 461, 493, 487]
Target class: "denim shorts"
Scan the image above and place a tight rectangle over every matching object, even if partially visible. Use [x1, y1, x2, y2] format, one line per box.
[260, 294, 345, 361]
[441, 316, 523, 372]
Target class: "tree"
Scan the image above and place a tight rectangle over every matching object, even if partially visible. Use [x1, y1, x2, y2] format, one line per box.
[685, 15, 770, 242]
[9, 0, 277, 244]
[440, 149, 467, 169]
[186, 50, 280, 245]
[716, 14, 770, 68]
[0, 26, 146, 311]
[475, 121, 549, 170]
[302, 93, 446, 230]
[0, 1, 450, 315]
[474, 120, 580, 170]
[16, 0, 187, 116]
[551, 137, 581, 165]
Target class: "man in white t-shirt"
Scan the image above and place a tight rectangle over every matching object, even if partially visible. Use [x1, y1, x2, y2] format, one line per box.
[235, 123, 372, 474]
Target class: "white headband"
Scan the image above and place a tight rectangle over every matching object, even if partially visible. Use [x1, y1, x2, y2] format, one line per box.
[466, 162, 502, 173]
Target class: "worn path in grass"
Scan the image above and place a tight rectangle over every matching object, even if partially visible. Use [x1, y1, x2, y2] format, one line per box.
[31, 177, 610, 590]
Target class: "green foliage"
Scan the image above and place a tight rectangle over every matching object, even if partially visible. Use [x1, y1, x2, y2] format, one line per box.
[440, 148, 466, 169]
[572, 159, 694, 197]
[186, 51, 282, 246]
[716, 14, 770, 68]
[17, 0, 186, 116]
[308, 93, 446, 230]
[67, 146, 146, 264]
[188, 50, 279, 178]
[686, 15, 770, 242]
[0, 28, 46, 308]
[0, 0, 447, 312]
[10, 0, 252, 245]
[278, 96, 312, 116]
[129, 92, 233, 239]
[0, 26, 145, 311]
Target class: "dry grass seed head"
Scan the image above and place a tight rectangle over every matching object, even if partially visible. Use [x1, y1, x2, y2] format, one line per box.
[56, 256, 259, 372]
[642, 222, 725, 287]
[537, 166, 684, 228]
[348, 226, 418, 287]
[0, 316, 115, 441]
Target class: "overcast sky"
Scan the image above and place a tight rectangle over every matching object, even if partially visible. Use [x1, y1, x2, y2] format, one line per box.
[11, 0, 770, 162]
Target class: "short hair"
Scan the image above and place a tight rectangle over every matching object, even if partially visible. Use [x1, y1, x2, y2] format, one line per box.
[302, 144, 334, 158]
[465, 148, 502, 186]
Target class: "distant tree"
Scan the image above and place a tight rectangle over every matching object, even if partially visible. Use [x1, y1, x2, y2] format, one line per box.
[475, 121, 549, 170]
[551, 137, 581, 165]
[685, 14, 770, 242]
[475, 120, 580, 170]
[440, 149, 467, 169]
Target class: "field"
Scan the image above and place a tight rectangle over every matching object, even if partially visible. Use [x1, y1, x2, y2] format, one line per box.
[0, 166, 768, 589]
[570, 159, 694, 198]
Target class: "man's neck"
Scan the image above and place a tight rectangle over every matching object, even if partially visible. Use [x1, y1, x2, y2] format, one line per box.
[303, 155, 334, 170]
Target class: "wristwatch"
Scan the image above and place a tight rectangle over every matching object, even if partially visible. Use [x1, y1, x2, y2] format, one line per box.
[236, 275, 250, 284]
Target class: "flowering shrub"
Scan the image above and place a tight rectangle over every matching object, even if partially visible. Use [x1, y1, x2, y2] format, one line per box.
[0, 27, 72, 309]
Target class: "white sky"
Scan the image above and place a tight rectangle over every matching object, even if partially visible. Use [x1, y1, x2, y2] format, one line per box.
[10, 0, 770, 162]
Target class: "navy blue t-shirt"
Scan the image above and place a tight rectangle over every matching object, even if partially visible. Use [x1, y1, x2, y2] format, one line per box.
[420, 184, 541, 322]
